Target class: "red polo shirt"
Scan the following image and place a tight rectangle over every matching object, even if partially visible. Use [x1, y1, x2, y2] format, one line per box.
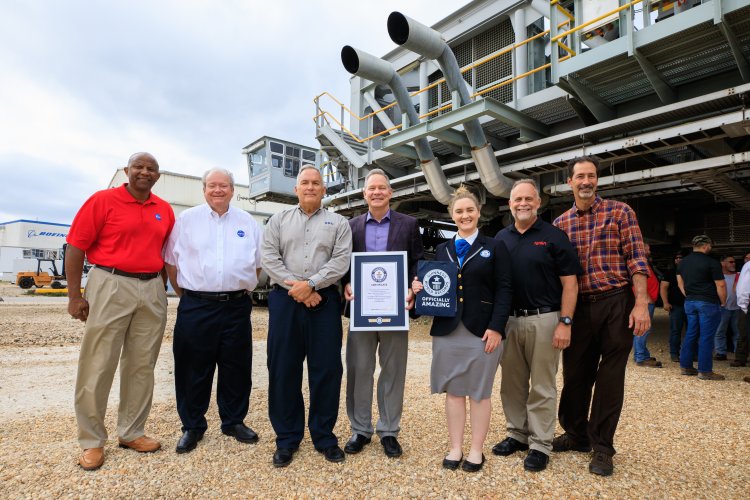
[67, 184, 175, 273]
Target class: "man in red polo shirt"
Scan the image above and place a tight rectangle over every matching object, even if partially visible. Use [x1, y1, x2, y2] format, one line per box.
[65, 152, 175, 471]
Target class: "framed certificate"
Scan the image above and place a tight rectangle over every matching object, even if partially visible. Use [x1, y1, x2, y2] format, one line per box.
[350, 251, 409, 331]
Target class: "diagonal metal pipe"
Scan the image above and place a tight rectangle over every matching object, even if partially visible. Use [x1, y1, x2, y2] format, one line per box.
[387, 11, 514, 198]
[341, 45, 454, 204]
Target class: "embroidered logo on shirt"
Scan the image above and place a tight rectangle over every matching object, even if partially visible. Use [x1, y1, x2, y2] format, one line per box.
[155, 214, 162, 221]
[480, 250, 491, 258]
[533, 241, 547, 246]
[324, 221, 334, 225]
[237, 230, 245, 238]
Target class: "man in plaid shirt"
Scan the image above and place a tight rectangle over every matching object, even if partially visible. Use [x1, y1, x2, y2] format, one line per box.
[552, 156, 650, 477]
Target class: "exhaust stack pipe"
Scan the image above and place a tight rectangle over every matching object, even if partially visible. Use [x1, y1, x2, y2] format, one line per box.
[341, 45, 454, 205]
[388, 12, 514, 198]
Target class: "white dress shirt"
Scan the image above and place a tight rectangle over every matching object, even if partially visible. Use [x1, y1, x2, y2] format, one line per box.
[164, 204, 262, 292]
[737, 264, 750, 313]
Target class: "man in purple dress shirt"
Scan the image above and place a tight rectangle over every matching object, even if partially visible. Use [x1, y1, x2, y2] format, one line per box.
[342, 169, 424, 459]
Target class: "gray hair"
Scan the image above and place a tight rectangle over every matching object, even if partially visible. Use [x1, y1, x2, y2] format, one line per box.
[202, 168, 235, 188]
[297, 164, 322, 183]
[364, 168, 391, 189]
[509, 178, 540, 199]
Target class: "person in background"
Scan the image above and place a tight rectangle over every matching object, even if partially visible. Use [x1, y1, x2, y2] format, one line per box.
[413, 186, 512, 473]
[732, 251, 750, 369]
[660, 251, 688, 362]
[677, 235, 726, 380]
[633, 243, 663, 368]
[713, 255, 740, 360]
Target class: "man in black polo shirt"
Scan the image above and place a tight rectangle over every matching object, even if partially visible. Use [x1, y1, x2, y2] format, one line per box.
[492, 179, 581, 472]
[677, 235, 726, 380]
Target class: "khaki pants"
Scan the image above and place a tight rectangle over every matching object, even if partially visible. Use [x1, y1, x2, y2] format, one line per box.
[75, 268, 167, 449]
[500, 312, 560, 455]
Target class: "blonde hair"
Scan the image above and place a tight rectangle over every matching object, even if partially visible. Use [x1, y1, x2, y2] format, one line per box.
[448, 185, 481, 214]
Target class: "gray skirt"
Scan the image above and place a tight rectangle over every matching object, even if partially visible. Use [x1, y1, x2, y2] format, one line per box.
[431, 321, 502, 401]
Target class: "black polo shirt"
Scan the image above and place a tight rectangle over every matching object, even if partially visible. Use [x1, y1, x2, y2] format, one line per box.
[495, 218, 582, 310]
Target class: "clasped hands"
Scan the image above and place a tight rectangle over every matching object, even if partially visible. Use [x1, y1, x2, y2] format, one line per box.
[284, 279, 322, 308]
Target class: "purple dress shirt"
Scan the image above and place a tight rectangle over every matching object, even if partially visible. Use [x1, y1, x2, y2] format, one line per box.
[365, 210, 391, 252]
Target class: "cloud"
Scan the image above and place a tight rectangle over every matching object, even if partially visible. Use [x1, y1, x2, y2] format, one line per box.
[0, 0, 460, 223]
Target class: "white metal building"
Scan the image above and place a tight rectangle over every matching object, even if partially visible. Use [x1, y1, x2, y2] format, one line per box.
[0, 220, 69, 281]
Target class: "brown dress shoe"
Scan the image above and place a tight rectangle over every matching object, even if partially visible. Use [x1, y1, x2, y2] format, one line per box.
[743, 376, 750, 383]
[697, 371, 725, 381]
[118, 435, 161, 453]
[79, 448, 104, 471]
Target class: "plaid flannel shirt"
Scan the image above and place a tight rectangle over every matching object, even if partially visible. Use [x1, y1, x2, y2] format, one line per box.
[553, 196, 649, 294]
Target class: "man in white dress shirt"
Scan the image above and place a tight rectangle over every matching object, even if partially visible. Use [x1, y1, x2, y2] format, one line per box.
[164, 168, 263, 453]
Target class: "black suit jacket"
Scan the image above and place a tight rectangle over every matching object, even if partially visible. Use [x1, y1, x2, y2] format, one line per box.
[343, 210, 425, 317]
[429, 233, 512, 338]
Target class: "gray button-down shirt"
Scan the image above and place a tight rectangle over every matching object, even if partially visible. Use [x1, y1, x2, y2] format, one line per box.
[262, 205, 352, 290]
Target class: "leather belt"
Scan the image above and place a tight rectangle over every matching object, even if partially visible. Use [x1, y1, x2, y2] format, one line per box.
[95, 265, 159, 280]
[513, 306, 558, 317]
[184, 289, 247, 302]
[579, 286, 628, 303]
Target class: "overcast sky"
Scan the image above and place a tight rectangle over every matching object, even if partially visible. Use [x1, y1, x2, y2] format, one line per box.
[0, 0, 462, 224]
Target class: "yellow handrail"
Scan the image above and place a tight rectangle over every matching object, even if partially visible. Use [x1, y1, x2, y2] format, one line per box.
[551, 0, 642, 42]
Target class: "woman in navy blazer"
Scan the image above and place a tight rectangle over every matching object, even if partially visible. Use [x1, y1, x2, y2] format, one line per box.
[414, 186, 512, 472]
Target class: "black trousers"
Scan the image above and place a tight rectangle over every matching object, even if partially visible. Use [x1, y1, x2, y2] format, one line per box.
[267, 286, 343, 449]
[558, 289, 634, 456]
[173, 293, 252, 432]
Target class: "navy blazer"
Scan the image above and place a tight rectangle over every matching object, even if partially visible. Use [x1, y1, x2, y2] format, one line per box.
[429, 232, 512, 338]
[343, 210, 425, 317]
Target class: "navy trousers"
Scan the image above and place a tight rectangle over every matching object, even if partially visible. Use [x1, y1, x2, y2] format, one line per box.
[173, 293, 252, 432]
[267, 286, 343, 449]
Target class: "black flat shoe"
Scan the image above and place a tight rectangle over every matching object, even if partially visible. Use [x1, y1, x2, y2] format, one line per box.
[175, 430, 204, 454]
[492, 436, 529, 456]
[316, 445, 345, 463]
[222, 423, 259, 444]
[461, 454, 485, 473]
[523, 449, 549, 472]
[344, 434, 371, 454]
[272, 447, 298, 468]
[380, 436, 403, 458]
[442, 453, 462, 470]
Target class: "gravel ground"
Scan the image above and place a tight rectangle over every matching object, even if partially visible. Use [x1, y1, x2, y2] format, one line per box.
[1, 283, 749, 498]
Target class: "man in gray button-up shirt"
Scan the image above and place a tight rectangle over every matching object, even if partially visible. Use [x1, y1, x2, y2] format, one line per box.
[262, 165, 352, 467]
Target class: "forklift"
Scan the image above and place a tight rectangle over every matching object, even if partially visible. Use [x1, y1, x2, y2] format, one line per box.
[15, 245, 68, 289]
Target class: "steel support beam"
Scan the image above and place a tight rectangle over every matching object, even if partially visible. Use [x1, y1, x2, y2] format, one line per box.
[545, 152, 750, 195]
[717, 19, 750, 82]
[381, 97, 548, 152]
[559, 77, 616, 122]
[633, 49, 678, 104]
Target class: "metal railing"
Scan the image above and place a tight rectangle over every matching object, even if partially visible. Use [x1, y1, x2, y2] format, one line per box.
[314, 0, 663, 153]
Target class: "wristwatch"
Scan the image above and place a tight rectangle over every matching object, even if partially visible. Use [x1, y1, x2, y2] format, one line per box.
[307, 279, 316, 290]
[559, 316, 573, 326]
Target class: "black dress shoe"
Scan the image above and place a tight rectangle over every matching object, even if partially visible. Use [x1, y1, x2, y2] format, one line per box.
[273, 447, 298, 468]
[175, 430, 204, 454]
[461, 454, 485, 473]
[523, 449, 549, 472]
[492, 437, 529, 456]
[442, 454, 462, 470]
[380, 436, 402, 458]
[344, 434, 371, 454]
[316, 445, 345, 463]
[222, 423, 259, 444]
